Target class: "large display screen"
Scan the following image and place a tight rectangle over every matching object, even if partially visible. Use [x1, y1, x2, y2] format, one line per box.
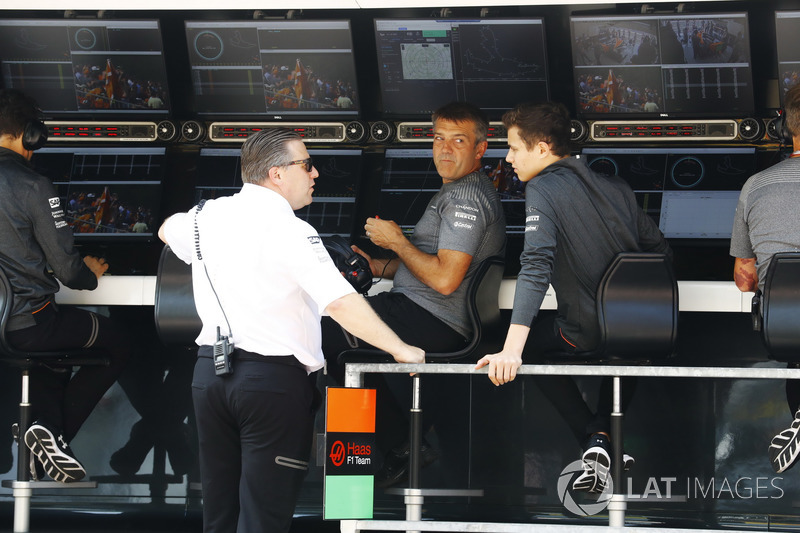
[570, 13, 753, 118]
[580, 147, 756, 239]
[31, 147, 165, 240]
[776, 11, 800, 105]
[374, 18, 550, 119]
[196, 147, 363, 238]
[0, 19, 170, 117]
[184, 20, 360, 120]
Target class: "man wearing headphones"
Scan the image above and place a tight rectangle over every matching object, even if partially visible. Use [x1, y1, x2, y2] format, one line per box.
[159, 128, 424, 533]
[0, 88, 130, 482]
[730, 82, 800, 474]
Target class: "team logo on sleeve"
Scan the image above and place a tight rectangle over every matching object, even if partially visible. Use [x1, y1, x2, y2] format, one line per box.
[308, 236, 321, 244]
[48, 197, 61, 209]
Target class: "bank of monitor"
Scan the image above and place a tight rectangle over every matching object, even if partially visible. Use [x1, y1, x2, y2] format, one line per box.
[184, 20, 360, 119]
[374, 18, 550, 119]
[195, 148, 363, 238]
[570, 12, 753, 118]
[31, 147, 165, 241]
[580, 147, 756, 240]
[0, 19, 170, 117]
[776, 11, 800, 104]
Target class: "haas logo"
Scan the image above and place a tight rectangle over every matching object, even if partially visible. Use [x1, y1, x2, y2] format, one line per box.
[329, 440, 345, 467]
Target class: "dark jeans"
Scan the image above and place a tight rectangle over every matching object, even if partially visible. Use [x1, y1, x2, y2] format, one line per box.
[192, 349, 315, 533]
[322, 291, 468, 450]
[7, 303, 130, 442]
[526, 314, 637, 446]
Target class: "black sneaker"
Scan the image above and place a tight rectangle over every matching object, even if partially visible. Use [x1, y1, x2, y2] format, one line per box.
[24, 422, 86, 483]
[29, 454, 45, 481]
[769, 409, 800, 473]
[573, 434, 611, 493]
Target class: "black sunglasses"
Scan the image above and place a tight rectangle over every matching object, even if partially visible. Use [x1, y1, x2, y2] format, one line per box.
[284, 157, 314, 173]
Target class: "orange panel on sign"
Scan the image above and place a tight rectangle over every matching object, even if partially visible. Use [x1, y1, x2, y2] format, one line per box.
[326, 387, 376, 433]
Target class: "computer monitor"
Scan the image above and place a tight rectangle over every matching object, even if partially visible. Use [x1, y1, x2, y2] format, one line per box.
[32, 146, 165, 240]
[580, 146, 756, 239]
[374, 18, 549, 119]
[570, 12, 753, 118]
[776, 11, 800, 105]
[195, 147, 363, 238]
[184, 20, 360, 120]
[0, 19, 170, 117]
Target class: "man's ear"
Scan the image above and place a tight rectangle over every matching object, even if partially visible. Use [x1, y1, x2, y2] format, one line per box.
[475, 140, 488, 160]
[267, 165, 282, 185]
[537, 140, 551, 158]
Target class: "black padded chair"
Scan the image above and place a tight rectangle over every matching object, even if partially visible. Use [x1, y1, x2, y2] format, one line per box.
[154, 245, 202, 347]
[754, 252, 800, 361]
[545, 252, 678, 526]
[337, 256, 505, 494]
[0, 268, 104, 533]
[94, 246, 201, 501]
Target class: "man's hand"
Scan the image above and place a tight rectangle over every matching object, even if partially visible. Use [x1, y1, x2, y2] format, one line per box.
[83, 256, 109, 280]
[365, 217, 406, 251]
[475, 349, 523, 386]
[392, 346, 425, 364]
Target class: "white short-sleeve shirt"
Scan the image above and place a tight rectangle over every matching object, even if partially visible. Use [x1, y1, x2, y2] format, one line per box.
[163, 183, 355, 372]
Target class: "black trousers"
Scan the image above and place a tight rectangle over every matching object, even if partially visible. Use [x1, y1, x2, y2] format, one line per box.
[7, 303, 130, 442]
[525, 314, 637, 446]
[192, 349, 316, 533]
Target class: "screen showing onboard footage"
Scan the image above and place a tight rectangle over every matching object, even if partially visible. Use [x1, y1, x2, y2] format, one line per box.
[184, 20, 360, 119]
[195, 147, 363, 237]
[30, 147, 165, 240]
[0, 19, 170, 117]
[374, 18, 550, 119]
[570, 13, 753, 118]
[776, 11, 800, 106]
[580, 147, 756, 239]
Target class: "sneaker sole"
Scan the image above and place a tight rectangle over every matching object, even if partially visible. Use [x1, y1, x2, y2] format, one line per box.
[24, 427, 86, 483]
[573, 447, 611, 493]
[769, 416, 800, 474]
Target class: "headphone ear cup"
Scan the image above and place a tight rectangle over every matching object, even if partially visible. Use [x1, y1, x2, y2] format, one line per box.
[22, 120, 48, 151]
[324, 235, 373, 294]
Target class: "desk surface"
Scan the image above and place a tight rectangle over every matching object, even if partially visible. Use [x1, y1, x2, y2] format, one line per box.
[54, 276, 752, 313]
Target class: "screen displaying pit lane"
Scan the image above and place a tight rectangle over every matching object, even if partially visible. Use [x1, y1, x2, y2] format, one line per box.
[184, 20, 360, 119]
[31, 147, 165, 240]
[0, 19, 170, 117]
[580, 147, 756, 239]
[776, 11, 800, 106]
[570, 13, 753, 118]
[195, 147, 363, 238]
[374, 18, 550, 119]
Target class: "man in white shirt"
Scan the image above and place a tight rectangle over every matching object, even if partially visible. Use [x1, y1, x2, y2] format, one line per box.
[159, 128, 423, 533]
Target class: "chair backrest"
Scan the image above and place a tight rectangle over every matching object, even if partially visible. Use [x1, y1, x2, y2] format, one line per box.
[154, 245, 202, 346]
[427, 256, 505, 362]
[597, 252, 678, 360]
[0, 267, 21, 359]
[761, 252, 800, 360]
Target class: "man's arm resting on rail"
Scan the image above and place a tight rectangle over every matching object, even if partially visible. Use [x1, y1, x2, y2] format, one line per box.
[475, 323, 530, 387]
[734, 257, 758, 292]
[325, 292, 425, 364]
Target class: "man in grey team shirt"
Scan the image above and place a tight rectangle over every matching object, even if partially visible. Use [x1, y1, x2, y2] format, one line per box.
[325, 101, 506, 486]
[730, 82, 800, 475]
[476, 101, 670, 493]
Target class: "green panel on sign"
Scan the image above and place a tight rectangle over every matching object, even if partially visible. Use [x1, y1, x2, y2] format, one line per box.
[422, 30, 447, 37]
[323, 475, 373, 519]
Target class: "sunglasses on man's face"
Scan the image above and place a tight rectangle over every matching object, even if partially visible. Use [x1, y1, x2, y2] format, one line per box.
[284, 157, 314, 173]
